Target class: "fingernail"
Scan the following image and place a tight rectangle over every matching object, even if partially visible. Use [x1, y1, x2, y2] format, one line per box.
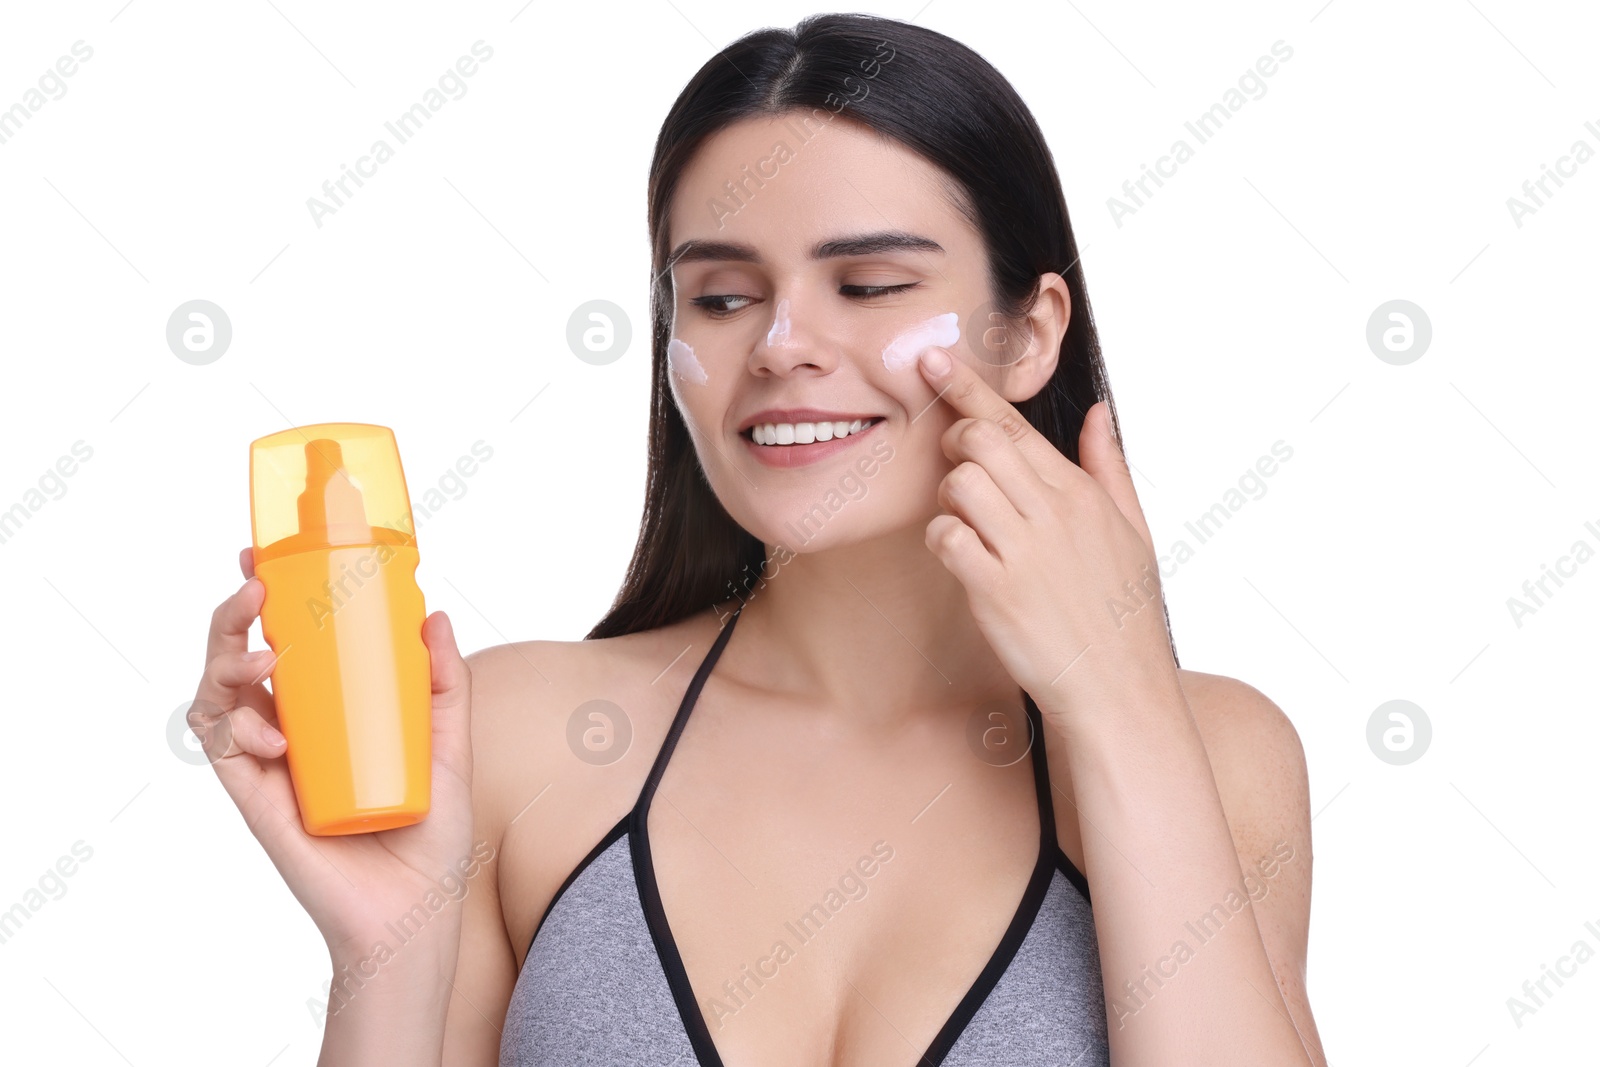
[262, 725, 286, 747]
[248, 649, 275, 662]
[920, 346, 951, 376]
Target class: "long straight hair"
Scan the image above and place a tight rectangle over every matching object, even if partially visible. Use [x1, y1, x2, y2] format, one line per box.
[586, 12, 1177, 666]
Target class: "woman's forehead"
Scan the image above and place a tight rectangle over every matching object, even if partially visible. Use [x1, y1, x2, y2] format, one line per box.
[666, 117, 972, 264]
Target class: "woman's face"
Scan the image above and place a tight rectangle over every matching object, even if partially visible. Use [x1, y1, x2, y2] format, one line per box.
[663, 111, 1059, 554]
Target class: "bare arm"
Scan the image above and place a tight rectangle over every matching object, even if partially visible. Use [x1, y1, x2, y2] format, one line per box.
[439, 644, 528, 1062]
[1040, 669, 1321, 1065]
[1181, 671, 1327, 1066]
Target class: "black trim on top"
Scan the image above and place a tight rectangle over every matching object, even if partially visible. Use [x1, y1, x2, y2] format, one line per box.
[521, 607, 747, 972]
[630, 604, 745, 1067]
[523, 811, 629, 963]
[1055, 844, 1093, 905]
[1025, 691, 1093, 906]
[912, 693, 1057, 1066]
[627, 614, 1090, 1067]
[1024, 694, 1056, 846]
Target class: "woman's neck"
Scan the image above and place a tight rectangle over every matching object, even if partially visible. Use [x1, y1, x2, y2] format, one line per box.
[729, 523, 1019, 728]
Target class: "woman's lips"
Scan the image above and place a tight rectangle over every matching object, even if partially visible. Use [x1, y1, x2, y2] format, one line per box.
[741, 418, 884, 468]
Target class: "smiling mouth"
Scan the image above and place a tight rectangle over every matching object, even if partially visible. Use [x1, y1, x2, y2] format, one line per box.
[742, 417, 886, 446]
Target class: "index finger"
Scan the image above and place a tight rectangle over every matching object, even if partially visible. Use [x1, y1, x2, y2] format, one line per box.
[917, 345, 1057, 468]
[207, 575, 265, 664]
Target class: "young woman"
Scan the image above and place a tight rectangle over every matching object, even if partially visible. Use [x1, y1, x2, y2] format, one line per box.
[194, 13, 1326, 1066]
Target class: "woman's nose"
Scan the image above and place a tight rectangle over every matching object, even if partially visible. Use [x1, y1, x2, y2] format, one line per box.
[750, 295, 836, 376]
[765, 297, 796, 348]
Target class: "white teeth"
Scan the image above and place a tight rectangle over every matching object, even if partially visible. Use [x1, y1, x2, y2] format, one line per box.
[752, 418, 880, 446]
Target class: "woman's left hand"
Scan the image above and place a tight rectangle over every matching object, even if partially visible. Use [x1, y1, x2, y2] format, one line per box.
[916, 344, 1179, 731]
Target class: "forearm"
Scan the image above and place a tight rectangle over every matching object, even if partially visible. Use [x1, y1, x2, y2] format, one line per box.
[1042, 675, 1312, 1066]
[317, 939, 459, 1067]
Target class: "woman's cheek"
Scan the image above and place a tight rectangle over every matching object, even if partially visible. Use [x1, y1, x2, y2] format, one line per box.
[665, 335, 727, 444]
[668, 336, 709, 384]
[879, 311, 960, 371]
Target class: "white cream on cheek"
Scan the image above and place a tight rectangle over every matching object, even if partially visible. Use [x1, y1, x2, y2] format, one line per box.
[766, 298, 792, 346]
[881, 312, 960, 371]
[668, 337, 708, 384]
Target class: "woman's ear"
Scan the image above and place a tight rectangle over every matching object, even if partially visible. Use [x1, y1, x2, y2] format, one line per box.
[996, 272, 1071, 404]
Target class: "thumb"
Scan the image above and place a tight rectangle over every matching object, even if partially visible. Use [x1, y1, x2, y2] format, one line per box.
[1078, 401, 1155, 558]
[423, 610, 473, 778]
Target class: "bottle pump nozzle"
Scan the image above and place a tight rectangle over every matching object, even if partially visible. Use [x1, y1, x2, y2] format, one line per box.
[297, 439, 369, 542]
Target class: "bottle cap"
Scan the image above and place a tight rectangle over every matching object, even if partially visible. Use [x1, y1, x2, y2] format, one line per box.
[250, 423, 418, 564]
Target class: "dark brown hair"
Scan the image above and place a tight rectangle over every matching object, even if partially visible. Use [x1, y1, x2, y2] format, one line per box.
[586, 12, 1177, 666]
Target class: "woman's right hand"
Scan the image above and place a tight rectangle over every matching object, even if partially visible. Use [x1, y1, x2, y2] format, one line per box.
[191, 547, 477, 982]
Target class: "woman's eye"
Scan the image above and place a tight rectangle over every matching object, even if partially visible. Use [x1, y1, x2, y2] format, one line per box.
[690, 282, 919, 319]
[841, 282, 919, 298]
[690, 294, 755, 316]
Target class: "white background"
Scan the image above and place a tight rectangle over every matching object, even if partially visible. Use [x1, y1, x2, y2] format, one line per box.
[1, 0, 1596, 1063]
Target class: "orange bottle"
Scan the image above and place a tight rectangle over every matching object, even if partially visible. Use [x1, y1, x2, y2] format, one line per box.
[248, 423, 430, 835]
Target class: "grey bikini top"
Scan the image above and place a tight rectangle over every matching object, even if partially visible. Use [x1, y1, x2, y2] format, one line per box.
[499, 604, 1110, 1065]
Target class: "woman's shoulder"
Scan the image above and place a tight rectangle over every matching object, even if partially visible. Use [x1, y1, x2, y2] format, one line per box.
[463, 604, 735, 722]
[462, 604, 741, 956]
[1175, 669, 1301, 756]
[1173, 667, 1310, 869]
[462, 604, 737, 841]
[1171, 667, 1320, 1055]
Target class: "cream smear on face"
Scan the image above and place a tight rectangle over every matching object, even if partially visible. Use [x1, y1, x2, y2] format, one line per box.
[766, 298, 792, 346]
[668, 337, 708, 384]
[881, 312, 960, 371]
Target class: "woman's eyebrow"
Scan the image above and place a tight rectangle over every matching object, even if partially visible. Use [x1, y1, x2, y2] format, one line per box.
[666, 230, 945, 270]
[814, 231, 945, 259]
